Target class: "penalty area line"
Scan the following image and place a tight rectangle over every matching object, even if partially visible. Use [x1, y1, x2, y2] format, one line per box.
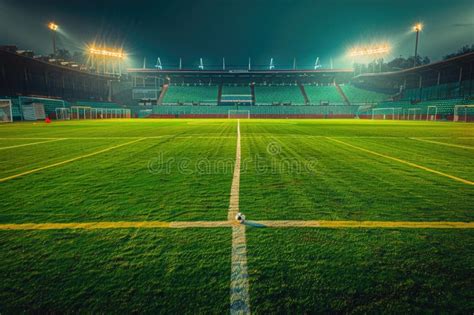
[326, 137, 474, 186]
[0, 138, 67, 150]
[410, 137, 474, 150]
[0, 138, 146, 183]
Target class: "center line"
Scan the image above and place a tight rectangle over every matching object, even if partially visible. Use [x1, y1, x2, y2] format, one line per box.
[229, 119, 251, 314]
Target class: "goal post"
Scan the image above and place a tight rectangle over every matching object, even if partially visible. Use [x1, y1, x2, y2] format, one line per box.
[55, 107, 71, 120]
[371, 107, 401, 120]
[454, 105, 474, 122]
[0, 100, 13, 123]
[407, 108, 422, 120]
[228, 110, 250, 119]
[426, 106, 438, 121]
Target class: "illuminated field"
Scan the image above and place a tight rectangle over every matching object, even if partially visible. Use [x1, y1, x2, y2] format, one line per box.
[0, 119, 473, 312]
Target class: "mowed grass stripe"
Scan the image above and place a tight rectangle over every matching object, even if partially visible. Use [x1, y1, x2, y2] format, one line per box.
[327, 137, 474, 186]
[0, 220, 472, 230]
[0, 138, 67, 150]
[0, 138, 146, 183]
[410, 137, 474, 150]
[254, 220, 474, 229]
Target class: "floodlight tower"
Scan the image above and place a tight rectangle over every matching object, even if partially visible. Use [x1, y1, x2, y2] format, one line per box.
[314, 57, 321, 70]
[48, 22, 59, 56]
[155, 57, 162, 70]
[413, 23, 423, 67]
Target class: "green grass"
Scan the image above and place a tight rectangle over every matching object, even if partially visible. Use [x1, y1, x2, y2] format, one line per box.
[0, 119, 473, 312]
[240, 124, 474, 221]
[0, 228, 230, 313]
[0, 121, 235, 223]
[247, 228, 474, 313]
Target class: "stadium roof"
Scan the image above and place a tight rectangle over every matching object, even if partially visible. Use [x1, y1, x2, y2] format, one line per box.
[354, 52, 474, 80]
[0, 47, 118, 80]
[127, 69, 353, 75]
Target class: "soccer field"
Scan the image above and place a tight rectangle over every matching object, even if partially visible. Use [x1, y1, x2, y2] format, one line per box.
[0, 119, 473, 313]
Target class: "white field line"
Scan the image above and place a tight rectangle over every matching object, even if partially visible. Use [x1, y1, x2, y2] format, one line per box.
[0, 138, 146, 183]
[0, 220, 472, 231]
[229, 119, 251, 315]
[0, 135, 464, 140]
[410, 137, 474, 150]
[327, 137, 474, 186]
[0, 138, 67, 150]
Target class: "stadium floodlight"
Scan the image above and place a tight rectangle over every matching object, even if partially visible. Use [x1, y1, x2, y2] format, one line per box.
[87, 45, 127, 74]
[413, 23, 423, 67]
[88, 46, 126, 59]
[413, 23, 423, 32]
[48, 22, 59, 31]
[48, 22, 59, 56]
[347, 43, 391, 58]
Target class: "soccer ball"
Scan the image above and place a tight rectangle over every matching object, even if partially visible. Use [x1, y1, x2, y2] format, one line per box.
[235, 212, 246, 223]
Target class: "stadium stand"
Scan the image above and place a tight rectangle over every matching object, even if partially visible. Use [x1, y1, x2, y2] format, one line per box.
[152, 105, 359, 118]
[254, 85, 305, 105]
[163, 85, 218, 104]
[403, 82, 463, 101]
[75, 101, 123, 109]
[220, 85, 253, 105]
[222, 85, 251, 95]
[341, 85, 391, 103]
[304, 85, 344, 104]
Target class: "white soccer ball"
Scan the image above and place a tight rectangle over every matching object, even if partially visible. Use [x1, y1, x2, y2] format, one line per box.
[235, 212, 246, 223]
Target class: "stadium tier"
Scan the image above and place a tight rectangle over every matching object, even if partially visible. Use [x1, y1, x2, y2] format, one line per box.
[341, 85, 391, 103]
[254, 85, 305, 105]
[75, 101, 123, 109]
[222, 85, 251, 95]
[304, 85, 344, 104]
[152, 105, 359, 118]
[163, 85, 218, 104]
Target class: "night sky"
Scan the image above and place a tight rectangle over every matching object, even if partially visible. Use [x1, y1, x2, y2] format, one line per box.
[0, 0, 473, 68]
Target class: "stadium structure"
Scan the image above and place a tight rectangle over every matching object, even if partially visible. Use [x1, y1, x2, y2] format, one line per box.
[1, 12, 474, 312]
[1, 46, 473, 122]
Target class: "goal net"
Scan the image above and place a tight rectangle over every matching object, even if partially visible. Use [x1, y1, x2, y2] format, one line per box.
[0, 100, 13, 123]
[70, 106, 131, 120]
[454, 105, 474, 122]
[228, 110, 250, 119]
[372, 107, 401, 120]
